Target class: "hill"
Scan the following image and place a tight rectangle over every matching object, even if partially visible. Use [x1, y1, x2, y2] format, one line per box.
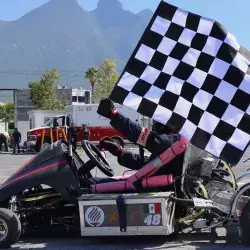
[0, 0, 153, 101]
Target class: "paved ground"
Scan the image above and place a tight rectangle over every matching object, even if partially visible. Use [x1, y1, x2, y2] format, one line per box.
[0, 145, 250, 249]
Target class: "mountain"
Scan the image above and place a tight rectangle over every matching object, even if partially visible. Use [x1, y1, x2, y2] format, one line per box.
[0, 0, 153, 101]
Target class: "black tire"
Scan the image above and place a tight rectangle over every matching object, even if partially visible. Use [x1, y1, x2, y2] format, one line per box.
[240, 200, 250, 245]
[35, 141, 40, 152]
[0, 208, 21, 249]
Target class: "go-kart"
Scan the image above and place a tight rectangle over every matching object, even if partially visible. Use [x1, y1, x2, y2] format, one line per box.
[0, 138, 250, 248]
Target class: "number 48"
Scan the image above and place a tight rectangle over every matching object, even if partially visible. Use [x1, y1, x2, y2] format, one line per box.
[144, 214, 161, 226]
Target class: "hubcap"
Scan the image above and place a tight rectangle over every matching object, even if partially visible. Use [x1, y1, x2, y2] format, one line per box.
[0, 219, 8, 242]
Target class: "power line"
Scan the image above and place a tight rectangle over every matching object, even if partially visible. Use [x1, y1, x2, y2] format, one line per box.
[0, 69, 86, 73]
[0, 69, 88, 77]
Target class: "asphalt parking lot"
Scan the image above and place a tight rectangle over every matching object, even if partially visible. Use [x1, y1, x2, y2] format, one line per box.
[0, 146, 250, 249]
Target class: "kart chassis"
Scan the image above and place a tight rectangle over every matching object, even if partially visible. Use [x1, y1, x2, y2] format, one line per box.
[77, 140, 250, 237]
[0, 139, 250, 248]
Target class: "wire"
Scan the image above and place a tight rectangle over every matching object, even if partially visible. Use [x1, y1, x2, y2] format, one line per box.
[0, 69, 89, 77]
[220, 160, 237, 190]
[177, 182, 208, 223]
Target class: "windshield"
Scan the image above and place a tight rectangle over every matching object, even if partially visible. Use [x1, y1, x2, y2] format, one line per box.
[43, 118, 54, 127]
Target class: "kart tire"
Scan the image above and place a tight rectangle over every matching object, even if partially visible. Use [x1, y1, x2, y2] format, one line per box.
[35, 141, 40, 152]
[240, 200, 250, 245]
[0, 208, 21, 249]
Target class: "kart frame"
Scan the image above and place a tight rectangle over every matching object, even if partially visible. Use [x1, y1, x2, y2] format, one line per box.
[0, 138, 250, 248]
[79, 138, 250, 237]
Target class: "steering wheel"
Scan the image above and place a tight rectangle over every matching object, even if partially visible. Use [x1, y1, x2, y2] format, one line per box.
[82, 140, 114, 177]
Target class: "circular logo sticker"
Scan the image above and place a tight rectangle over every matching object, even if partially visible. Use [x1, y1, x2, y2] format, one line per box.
[85, 206, 105, 227]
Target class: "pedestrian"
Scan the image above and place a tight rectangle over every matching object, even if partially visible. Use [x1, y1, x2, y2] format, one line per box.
[0, 133, 8, 152]
[80, 124, 90, 140]
[69, 123, 78, 150]
[12, 128, 21, 154]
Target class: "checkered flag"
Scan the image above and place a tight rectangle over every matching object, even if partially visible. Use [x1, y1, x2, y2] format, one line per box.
[109, 0, 250, 165]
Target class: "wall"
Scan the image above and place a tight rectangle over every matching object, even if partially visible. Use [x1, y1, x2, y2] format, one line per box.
[16, 121, 29, 144]
[0, 122, 7, 133]
[15, 89, 72, 123]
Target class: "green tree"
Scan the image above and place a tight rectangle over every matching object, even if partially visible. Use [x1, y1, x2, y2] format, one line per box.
[0, 102, 14, 131]
[85, 66, 99, 101]
[92, 59, 119, 103]
[28, 69, 65, 110]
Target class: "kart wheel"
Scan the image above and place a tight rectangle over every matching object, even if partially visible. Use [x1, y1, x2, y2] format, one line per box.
[240, 200, 250, 245]
[35, 141, 40, 152]
[0, 208, 21, 249]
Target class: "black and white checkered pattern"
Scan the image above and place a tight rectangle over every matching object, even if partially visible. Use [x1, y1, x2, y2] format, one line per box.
[109, 0, 250, 165]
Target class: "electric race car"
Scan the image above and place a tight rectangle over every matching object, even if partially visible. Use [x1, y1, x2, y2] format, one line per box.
[0, 138, 250, 248]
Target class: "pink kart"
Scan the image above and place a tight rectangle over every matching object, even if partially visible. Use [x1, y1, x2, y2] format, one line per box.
[0, 139, 249, 248]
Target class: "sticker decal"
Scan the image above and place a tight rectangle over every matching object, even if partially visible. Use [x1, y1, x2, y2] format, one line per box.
[85, 206, 105, 227]
[108, 212, 118, 224]
[143, 203, 161, 214]
[144, 214, 161, 226]
[137, 127, 150, 147]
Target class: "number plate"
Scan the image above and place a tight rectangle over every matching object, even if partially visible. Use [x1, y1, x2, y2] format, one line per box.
[83, 203, 162, 227]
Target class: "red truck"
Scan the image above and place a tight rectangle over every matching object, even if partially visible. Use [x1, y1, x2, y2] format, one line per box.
[26, 104, 145, 152]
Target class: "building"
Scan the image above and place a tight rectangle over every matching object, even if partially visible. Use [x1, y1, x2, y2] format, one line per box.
[14, 88, 91, 143]
[71, 88, 91, 104]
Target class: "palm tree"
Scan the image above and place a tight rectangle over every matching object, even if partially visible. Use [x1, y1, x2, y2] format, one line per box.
[85, 67, 99, 103]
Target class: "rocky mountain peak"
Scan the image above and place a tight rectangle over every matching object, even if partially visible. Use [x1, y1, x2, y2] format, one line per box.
[97, 0, 123, 11]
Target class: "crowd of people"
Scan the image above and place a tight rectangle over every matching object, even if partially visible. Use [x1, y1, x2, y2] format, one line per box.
[69, 123, 90, 150]
[0, 128, 22, 154]
[0, 124, 90, 154]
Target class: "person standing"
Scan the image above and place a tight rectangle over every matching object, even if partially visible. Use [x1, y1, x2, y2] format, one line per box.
[0, 133, 8, 152]
[80, 124, 90, 140]
[12, 128, 21, 154]
[69, 123, 78, 150]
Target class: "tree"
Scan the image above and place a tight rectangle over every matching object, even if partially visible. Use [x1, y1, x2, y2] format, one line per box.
[0, 102, 14, 131]
[92, 59, 119, 103]
[28, 69, 65, 110]
[85, 66, 99, 101]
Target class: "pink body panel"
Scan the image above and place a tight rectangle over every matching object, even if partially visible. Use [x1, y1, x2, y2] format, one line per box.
[90, 175, 173, 194]
[128, 136, 188, 184]
[91, 136, 188, 194]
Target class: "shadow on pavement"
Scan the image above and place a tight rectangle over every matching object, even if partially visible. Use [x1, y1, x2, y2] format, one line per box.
[0, 151, 36, 156]
[10, 231, 250, 250]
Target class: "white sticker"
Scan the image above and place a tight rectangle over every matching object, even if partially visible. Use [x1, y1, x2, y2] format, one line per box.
[193, 198, 214, 208]
[137, 127, 150, 147]
[144, 214, 161, 226]
[85, 206, 105, 227]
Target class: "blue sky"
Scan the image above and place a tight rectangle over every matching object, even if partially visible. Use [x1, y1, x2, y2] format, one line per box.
[0, 0, 249, 48]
